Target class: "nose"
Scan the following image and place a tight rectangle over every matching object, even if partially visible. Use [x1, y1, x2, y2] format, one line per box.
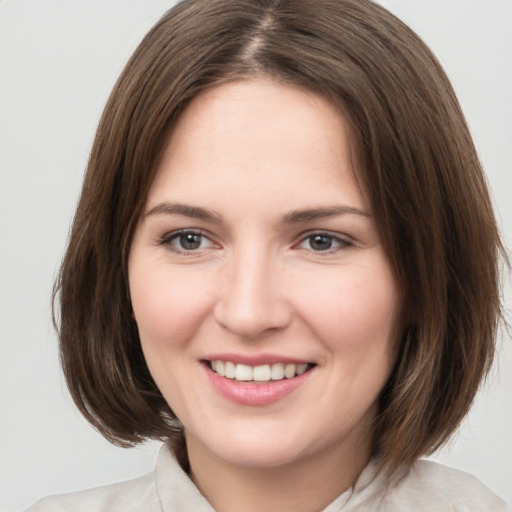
[213, 247, 292, 340]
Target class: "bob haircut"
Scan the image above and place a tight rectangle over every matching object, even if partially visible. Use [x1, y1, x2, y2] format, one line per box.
[55, 0, 505, 474]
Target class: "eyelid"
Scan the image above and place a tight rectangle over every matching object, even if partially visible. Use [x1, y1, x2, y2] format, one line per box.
[157, 228, 220, 253]
[294, 230, 354, 252]
[155, 228, 354, 255]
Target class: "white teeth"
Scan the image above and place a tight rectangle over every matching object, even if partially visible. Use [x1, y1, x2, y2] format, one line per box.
[209, 360, 311, 382]
[296, 363, 308, 375]
[270, 363, 285, 380]
[225, 361, 236, 379]
[235, 363, 253, 381]
[253, 364, 271, 381]
[284, 363, 296, 378]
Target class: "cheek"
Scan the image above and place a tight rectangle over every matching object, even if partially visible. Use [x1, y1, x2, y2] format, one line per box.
[130, 264, 215, 352]
[294, 261, 400, 357]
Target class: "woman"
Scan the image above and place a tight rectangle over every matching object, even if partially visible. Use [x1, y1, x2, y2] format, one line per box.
[28, 0, 510, 510]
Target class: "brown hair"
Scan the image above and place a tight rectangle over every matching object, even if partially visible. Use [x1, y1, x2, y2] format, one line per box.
[55, 0, 506, 474]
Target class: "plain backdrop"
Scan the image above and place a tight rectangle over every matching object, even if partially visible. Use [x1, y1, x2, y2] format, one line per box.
[0, 1, 511, 510]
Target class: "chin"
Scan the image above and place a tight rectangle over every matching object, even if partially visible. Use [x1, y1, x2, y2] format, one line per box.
[213, 443, 308, 470]
[186, 419, 366, 472]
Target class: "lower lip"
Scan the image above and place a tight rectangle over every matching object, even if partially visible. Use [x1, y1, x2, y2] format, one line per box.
[204, 365, 313, 406]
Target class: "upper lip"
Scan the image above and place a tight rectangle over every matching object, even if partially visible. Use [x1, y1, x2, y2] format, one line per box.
[203, 353, 314, 366]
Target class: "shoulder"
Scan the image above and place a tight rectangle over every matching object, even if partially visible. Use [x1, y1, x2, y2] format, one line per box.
[25, 471, 160, 512]
[380, 460, 511, 511]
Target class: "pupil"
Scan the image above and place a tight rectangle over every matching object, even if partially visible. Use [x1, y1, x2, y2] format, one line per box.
[180, 233, 201, 250]
[311, 235, 332, 251]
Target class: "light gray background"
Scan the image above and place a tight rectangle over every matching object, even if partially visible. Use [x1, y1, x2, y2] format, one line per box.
[1, 1, 511, 510]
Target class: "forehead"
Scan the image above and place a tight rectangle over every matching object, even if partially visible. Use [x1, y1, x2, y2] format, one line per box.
[147, 79, 368, 214]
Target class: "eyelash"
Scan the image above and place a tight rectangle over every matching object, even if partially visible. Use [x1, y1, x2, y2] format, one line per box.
[157, 229, 353, 254]
[296, 232, 353, 253]
[157, 229, 215, 254]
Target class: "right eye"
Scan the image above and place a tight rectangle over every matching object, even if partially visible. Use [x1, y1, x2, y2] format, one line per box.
[159, 230, 216, 253]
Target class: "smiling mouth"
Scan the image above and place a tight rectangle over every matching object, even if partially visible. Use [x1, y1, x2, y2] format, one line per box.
[207, 360, 315, 383]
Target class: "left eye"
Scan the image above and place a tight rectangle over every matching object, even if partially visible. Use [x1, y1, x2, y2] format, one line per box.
[299, 233, 351, 252]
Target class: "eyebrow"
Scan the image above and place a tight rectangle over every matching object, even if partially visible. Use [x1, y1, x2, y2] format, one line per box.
[145, 201, 371, 224]
[145, 202, 222, 222]
[282, 205, 371, 224]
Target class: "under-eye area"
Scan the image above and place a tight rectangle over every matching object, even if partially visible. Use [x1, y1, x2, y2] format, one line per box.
[204, 360, 317, 383]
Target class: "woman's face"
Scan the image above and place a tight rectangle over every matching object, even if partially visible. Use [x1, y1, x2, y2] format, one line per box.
[129, 79, 400, 472]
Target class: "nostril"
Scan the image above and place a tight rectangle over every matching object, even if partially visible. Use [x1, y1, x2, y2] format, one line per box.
[213, 296, 292, 340]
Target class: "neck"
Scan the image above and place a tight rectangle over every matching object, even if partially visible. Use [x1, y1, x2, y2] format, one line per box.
[186, 436, 371, 512]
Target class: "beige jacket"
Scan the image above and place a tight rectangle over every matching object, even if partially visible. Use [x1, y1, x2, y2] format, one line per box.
[27, 442, 511, 511]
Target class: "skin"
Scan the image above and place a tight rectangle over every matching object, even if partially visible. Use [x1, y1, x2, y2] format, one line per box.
[129, 78, 401, 512]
